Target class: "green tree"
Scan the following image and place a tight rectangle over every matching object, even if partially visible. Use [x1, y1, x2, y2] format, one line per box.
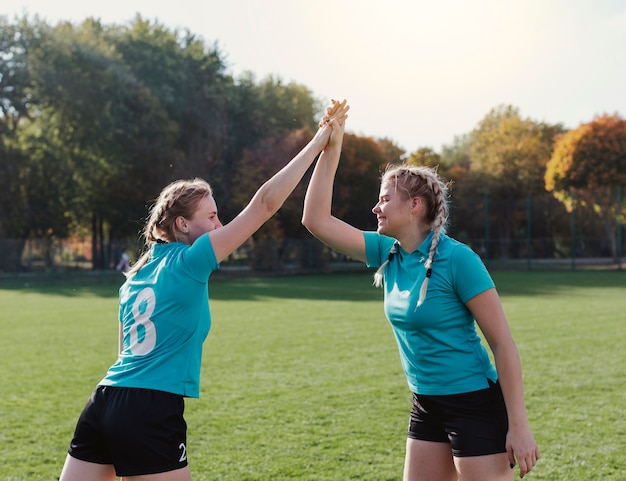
[0, 17, 77, 271]
[407, 144, 477, 246]
[0, 17, 32, 269]
[113, 16, 229, 181]
[219, 74, 321, 222]
[467, 105, 561, 258]
[27, 18, 179, 267]
[3, 15, 451, 272]
[0, 17, 35, 136]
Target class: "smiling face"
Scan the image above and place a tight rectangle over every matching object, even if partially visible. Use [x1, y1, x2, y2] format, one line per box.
[371, 180, 413, 238]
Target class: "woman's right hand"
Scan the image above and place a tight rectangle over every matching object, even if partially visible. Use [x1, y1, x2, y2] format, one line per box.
[311, 99, 349, 149]
[320, 99, 349, 127]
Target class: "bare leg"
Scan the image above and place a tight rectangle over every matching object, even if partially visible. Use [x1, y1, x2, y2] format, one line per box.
[59, 455, 191, 481]
[454, 453, 513, 481]
[403, 438, 458, 481]
[126, 466, 191, 481]
[59, 454, 116, 481]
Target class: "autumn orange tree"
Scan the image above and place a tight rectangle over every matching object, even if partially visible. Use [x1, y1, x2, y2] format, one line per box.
[545, 114, 626, 259]
[332, 134, 397, 230]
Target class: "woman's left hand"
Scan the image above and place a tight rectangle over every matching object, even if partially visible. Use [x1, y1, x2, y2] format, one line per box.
[507, 425, 540, 478]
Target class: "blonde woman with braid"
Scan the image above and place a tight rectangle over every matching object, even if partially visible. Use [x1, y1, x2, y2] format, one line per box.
[302, 103, 539, 481]
[59, 100, 350, 481]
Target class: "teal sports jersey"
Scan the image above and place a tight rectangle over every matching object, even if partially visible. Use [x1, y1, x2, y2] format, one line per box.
[100, 233, 219, 398]
[364, 231, 497, 395]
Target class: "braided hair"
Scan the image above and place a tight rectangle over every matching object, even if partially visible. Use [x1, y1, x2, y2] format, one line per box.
[125, 178, 213, 277]
[372, 164, 450, 307]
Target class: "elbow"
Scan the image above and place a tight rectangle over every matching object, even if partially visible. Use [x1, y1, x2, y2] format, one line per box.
[492, 338, 520, 364]
[301, 211, 316, 232]
[302, 203, 331, 235]
[256, 191, 281, 220]
[265, 200, 280, 218]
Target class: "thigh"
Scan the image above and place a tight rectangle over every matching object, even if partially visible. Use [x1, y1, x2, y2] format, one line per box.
[403, 438, 457, 481]
[59, 454, 116, 481]
[454, 452, 513, 481]
[126, 465, 191, 481]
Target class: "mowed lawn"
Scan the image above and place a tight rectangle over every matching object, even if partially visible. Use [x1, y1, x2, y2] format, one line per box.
[0, 270, 624, 480]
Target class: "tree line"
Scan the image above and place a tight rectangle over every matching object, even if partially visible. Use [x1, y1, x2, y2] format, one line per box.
[1, 14, 625, 272]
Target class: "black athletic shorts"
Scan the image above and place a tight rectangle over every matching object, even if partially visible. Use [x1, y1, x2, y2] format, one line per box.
[407, 379, 508, 457]
[68, 385, 188, 477]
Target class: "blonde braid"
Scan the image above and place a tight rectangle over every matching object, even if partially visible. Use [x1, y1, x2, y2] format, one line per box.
[416, 173, 449, 307]
[373, 244, 397, 287]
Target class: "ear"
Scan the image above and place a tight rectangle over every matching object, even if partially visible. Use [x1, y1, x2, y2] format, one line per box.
[409, 196, 423, 214]
[175, 216, 189, 233]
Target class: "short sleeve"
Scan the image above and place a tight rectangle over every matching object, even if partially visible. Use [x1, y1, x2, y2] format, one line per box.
[364, 231, 396, 268]
[182, 233, 220, 282]
[450, 244, 495, 303]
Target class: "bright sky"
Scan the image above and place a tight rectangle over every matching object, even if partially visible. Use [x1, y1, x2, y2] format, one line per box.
[5, 0, 626, 154]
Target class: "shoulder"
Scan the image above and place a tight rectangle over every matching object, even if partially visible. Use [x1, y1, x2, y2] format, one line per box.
[452, 239, 479, 260]
[364, 232, 397, 267]
[435, 234, 480, 260]
[441, 236, 494, 299]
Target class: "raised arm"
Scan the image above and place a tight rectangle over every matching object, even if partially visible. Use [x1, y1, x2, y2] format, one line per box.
[302, 101, 367, 263]
[209, 101, 350, 263]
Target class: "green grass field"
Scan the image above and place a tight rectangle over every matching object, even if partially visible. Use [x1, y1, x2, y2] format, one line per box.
[1, 271, 625, 480]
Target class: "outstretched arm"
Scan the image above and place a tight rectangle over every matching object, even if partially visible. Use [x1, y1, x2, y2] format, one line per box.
[209, 101, 350, 263]
[302, 101, 367, 262]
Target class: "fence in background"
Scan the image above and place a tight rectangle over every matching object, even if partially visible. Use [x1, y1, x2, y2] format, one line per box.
[1, 235, 624, 276]
[2, 187, 624, 274]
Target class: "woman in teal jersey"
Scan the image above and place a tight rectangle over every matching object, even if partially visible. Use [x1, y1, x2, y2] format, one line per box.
[59, 101, 350, 481]
[302, 101, 539, 480]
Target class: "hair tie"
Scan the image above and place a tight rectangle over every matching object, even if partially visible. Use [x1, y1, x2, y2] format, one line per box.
[373, 243, 398, 288]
